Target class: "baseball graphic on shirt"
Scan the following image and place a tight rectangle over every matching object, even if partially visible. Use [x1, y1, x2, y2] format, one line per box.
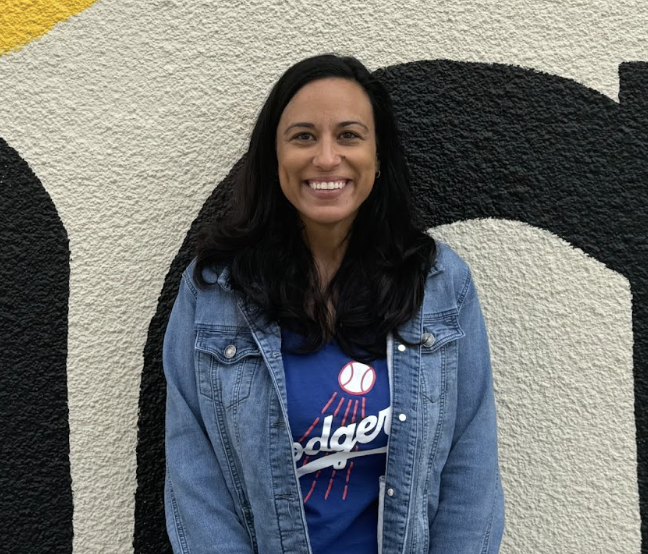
[338, 362, 376, 395]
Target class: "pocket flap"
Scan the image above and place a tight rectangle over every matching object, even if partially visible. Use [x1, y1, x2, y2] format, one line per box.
[195, 327, 260, 364]
[422, 311, 464, 352]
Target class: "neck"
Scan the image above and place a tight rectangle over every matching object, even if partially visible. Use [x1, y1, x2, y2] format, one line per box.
[302, 220, 351, 287]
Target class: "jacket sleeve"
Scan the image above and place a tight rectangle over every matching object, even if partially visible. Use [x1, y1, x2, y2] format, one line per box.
[164, 273, 255, 553]
[429, 273, 505, 553]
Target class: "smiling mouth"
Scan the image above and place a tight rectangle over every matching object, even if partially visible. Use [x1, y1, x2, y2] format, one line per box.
[306, 180, 348, 190]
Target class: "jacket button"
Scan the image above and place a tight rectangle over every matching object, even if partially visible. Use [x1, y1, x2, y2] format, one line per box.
[398, 413, 407, 422]
[387, 488, 395, 497]
[224, 344, 237, 359]
[422, 333, 435, 347]
[397, 344, 406, 352]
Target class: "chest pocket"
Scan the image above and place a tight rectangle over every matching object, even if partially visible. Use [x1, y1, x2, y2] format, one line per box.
[420, 311, 464, 403]
[195, 327, 262, 409]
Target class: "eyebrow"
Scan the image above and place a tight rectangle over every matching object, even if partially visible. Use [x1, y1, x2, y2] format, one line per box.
[282, 120, 370, 136]
[339, 120, 369, 132]
[283, 122, 315, 135]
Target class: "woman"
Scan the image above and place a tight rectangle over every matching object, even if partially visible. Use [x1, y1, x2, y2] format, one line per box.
[164, 54, 504, 554]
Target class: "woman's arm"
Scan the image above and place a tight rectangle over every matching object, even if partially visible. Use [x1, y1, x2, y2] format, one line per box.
[164, 273, 255, 553]
[429, 274, 505, 553]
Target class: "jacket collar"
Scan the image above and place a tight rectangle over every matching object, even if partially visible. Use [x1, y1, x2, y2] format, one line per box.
[216, 264, 234, 292]
[429, 258, 444, 278]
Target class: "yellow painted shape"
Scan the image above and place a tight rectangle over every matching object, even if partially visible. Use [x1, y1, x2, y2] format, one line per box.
[0, 0, 99, 54]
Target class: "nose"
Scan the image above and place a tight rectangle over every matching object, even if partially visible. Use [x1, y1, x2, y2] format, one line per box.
[313, 137, 341, 169]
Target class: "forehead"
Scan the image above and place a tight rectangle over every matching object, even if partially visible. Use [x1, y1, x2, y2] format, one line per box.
[278, 78, 374, 126]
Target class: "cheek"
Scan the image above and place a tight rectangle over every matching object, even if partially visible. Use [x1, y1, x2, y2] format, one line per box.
[363, 155, 378, 179]
[277, 151, 303, 179]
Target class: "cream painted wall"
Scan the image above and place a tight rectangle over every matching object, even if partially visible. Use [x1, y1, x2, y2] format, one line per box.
[0, 0, 645, 552]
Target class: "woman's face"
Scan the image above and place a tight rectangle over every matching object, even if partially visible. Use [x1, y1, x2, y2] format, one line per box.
[275, 78, 379, 235]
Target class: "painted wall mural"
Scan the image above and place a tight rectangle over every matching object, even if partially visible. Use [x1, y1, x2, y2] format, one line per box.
[0, 139, 72, 553]
[0, 0, 99, 54]
[0, 1, 647, 553]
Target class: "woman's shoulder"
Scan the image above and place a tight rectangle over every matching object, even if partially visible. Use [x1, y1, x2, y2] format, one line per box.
[430, 241, 471, 277]
[424, 241, 474, 309]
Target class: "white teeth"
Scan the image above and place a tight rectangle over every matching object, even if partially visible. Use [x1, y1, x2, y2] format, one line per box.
[308, 180, 346, 190]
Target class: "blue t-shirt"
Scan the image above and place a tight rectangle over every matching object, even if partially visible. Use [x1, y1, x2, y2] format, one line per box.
[281, 329, 392, 554]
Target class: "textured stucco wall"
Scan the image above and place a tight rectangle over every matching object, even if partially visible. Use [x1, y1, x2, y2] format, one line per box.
[0, 1, 646, 553]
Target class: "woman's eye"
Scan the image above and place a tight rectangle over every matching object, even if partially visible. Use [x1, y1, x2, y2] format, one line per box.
[340, 131, 359, 140]
[292, 132, 313, 141]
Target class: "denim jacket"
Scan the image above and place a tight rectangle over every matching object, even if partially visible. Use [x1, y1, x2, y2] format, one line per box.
[164, 242, 504, 554]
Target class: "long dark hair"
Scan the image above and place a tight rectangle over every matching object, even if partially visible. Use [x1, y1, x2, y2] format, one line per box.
[195, 54, 435, 360]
